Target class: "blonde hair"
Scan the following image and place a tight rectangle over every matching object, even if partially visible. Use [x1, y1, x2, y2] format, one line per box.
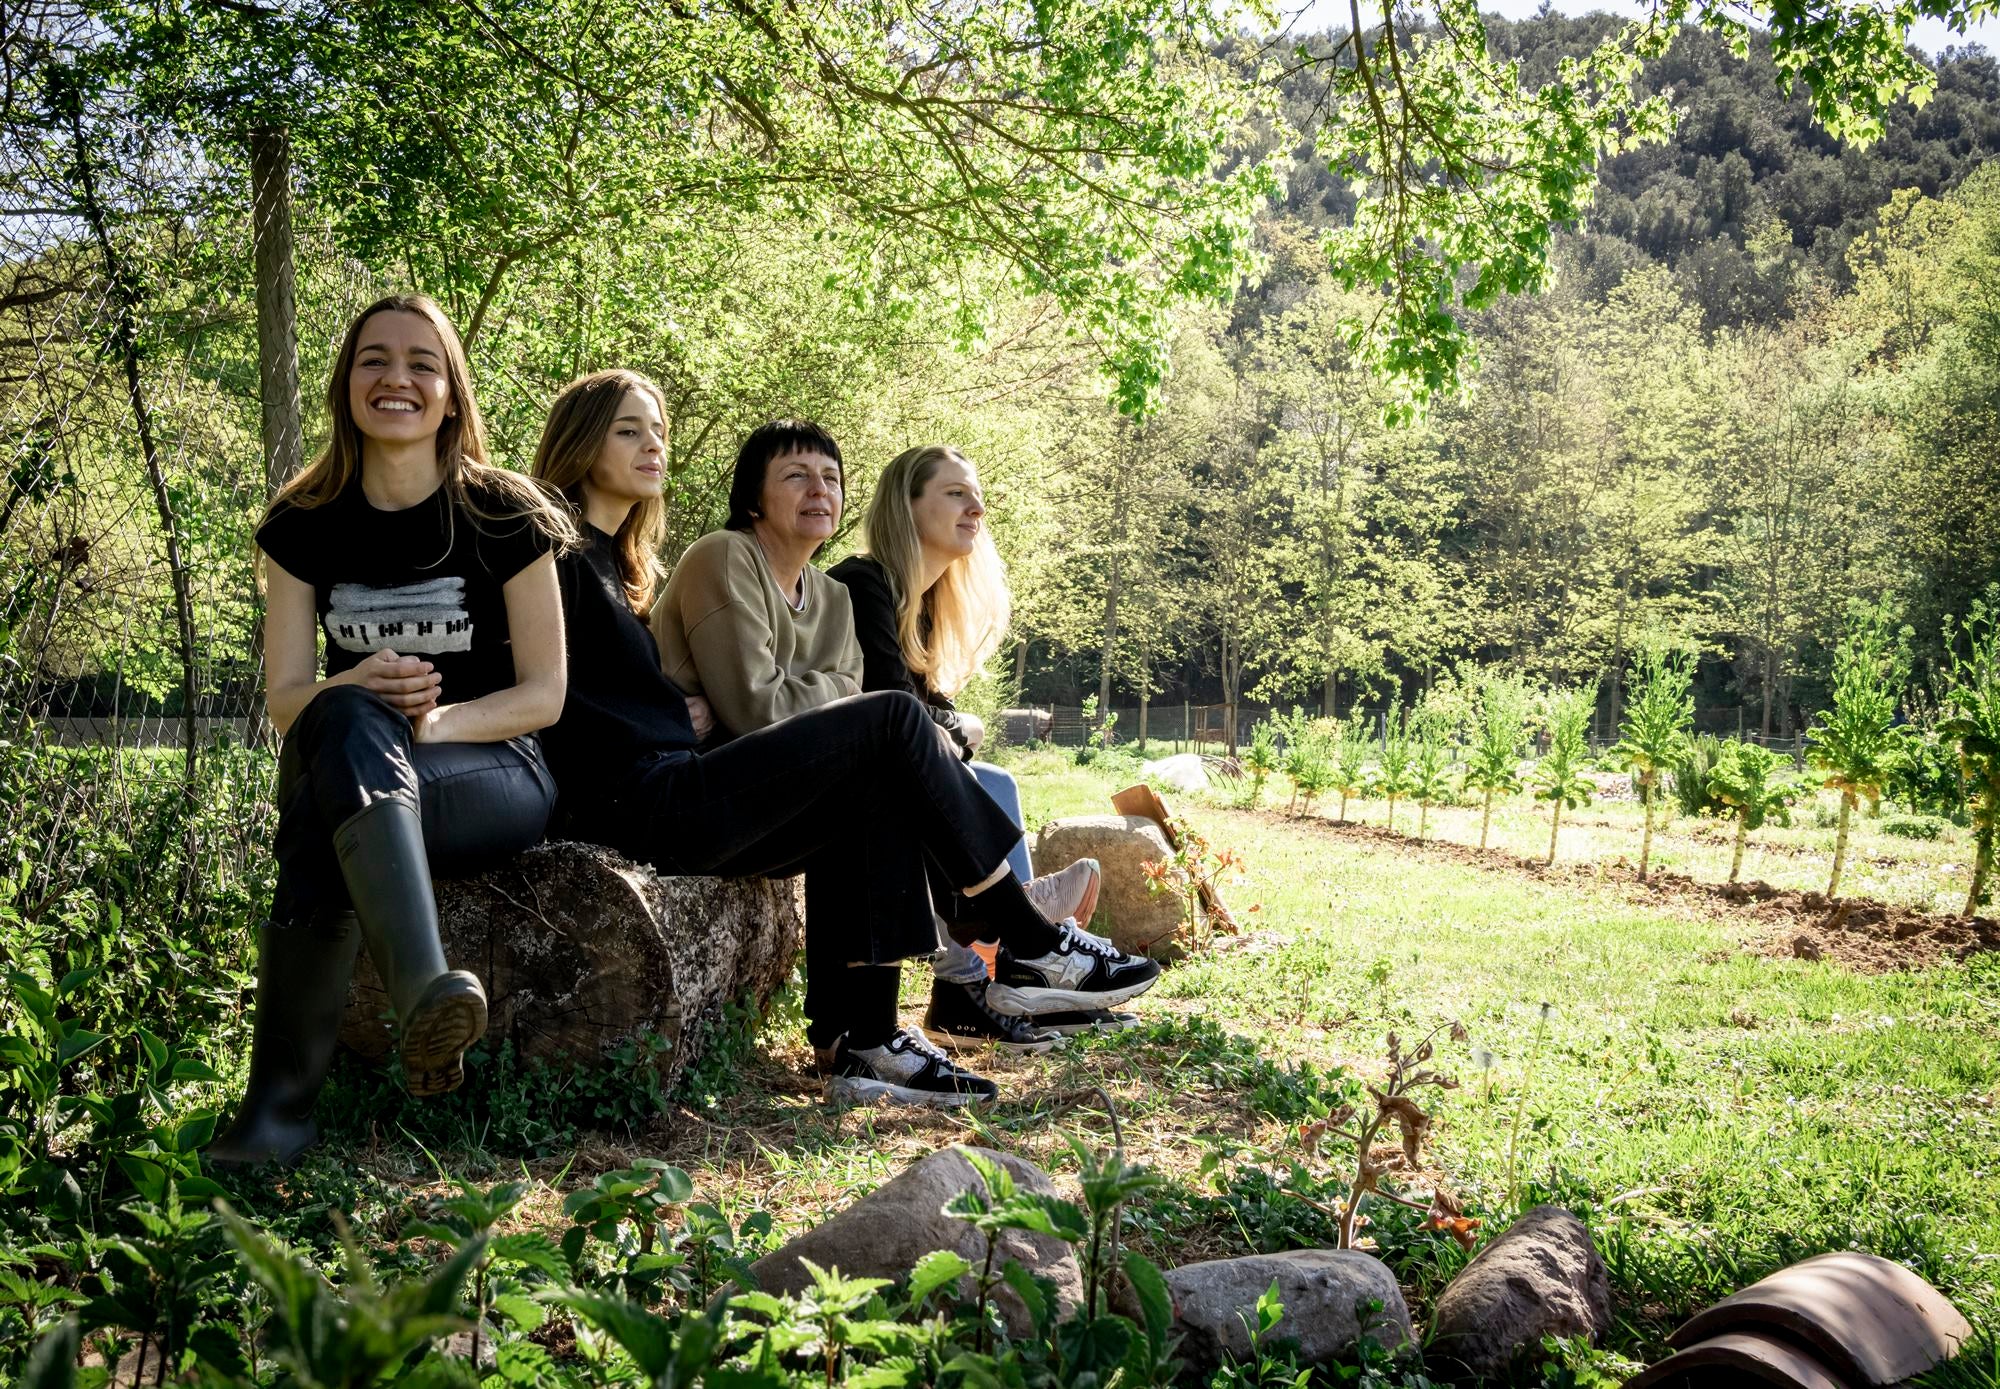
[860, 445, 1009, 698]
[262, 293, 574, 550]
[531, 369, 669, 614]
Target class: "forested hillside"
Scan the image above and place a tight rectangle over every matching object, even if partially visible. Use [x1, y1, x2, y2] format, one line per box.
[1000, 19, 2000, 737]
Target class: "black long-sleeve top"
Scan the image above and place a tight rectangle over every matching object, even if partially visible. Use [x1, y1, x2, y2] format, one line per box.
[825, 554, 975, 761]
[542, 525, 700, 808]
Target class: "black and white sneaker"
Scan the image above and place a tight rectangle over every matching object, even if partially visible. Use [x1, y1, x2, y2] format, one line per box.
[988, 921, 1162, 1016]
[924, 979, 1063, 1055]
[1029, 1008, 1143, 1036]
[824, 1028, 1000, 1107]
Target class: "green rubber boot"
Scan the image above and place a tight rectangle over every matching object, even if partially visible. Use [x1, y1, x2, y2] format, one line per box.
[334, 798, 487, 1097]
[206, 913, 362, 1170]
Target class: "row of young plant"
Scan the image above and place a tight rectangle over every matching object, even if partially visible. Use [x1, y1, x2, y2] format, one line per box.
[1232, 589, 2000, 914]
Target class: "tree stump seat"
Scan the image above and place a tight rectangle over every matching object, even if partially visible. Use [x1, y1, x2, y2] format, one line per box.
[337, 842, 804, 1096]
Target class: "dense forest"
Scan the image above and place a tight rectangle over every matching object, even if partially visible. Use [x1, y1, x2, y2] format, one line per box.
[1003, 20, 2000, 736]
[2, 8, 1996, 746]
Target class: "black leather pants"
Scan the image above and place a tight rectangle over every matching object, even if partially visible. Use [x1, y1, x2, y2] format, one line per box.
[268, 684, 555, 930]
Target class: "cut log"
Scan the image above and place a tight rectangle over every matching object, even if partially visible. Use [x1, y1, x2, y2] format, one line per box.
[339, 842, 804, 1096]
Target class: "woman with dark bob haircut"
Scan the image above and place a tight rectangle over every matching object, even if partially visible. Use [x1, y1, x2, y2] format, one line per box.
[531, 374, 1156, 1106]
[209, 294, 573, 1169]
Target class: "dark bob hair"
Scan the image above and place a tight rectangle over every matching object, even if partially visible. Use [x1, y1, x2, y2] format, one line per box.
[725, 419, 844, 531]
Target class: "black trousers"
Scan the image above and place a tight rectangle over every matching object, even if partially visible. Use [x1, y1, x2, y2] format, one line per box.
[269, 684, 556, 929]
[575, 690, 1024, 1047]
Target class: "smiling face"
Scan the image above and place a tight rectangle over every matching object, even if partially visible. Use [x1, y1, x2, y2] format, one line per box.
[345, 310, 454, 448]
[586, 388, 667, 511]
[753, 447, 843, 552]
[911, 453, 985, 563]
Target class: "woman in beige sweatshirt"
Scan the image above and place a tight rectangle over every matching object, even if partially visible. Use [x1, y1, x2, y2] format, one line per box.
[650, 421, 862, 739]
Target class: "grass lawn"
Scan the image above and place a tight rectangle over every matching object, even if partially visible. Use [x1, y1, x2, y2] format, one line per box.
[260, 746, 1998, 1378]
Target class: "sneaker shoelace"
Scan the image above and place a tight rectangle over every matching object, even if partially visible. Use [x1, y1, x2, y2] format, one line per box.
[1059, 920, 1125, 961]
[889, 1027, 959, 1068]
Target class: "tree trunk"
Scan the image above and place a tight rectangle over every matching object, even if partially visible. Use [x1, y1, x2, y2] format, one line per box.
[1386, 794, 1397, 834]
[1138, 690, 1149, 750]
[1339, 790, 1349, 823]
[1639, 792, 1655, 880]
[1097, 548, 1123, 716]
[1965, 824, 1992, 917]
[1481, 789, 1494, 851]
[1547, 802, 1562, 866]
[250, 125, 303, 746]
[68, 92, 198, 789]
[1418, 801, 1429, 842]
[1730, 816, 1748, 885]
[1013, 639, 1029, 692]
[340, 844, 804, 1094]
[1828, 795, 1853, 898]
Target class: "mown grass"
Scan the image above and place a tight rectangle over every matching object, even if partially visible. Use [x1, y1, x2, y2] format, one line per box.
[1000, 746, 2000, 1351]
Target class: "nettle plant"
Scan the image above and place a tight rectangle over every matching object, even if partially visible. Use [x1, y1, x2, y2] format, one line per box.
[1534, 682, 1599, 867]
[1806, 603, 1910, 899]
[1609, 642, 1695, 881]
[1708, 742, 1802, 886]
[1939, 585, 2000, 915]
[1462, 672, 1531, 851]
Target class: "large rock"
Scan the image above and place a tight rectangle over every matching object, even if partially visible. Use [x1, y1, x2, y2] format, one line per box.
[1034, 814, 1190, 960]
[742, 1147, 1080, 1336]
[1160, 1250, 1411, 1375]
[1427, 1205, 1612, 1380]
[340, 842, 803, 1097]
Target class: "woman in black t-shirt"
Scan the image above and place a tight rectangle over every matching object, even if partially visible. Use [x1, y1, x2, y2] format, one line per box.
[530, 371, 1159, 1110]
[209, 294, 575, 1170]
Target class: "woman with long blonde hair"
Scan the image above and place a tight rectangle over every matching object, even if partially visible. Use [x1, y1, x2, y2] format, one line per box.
[209, 294, 574, 1170]
[830, 446, 1126, 1046]
[529, 378, 1159, 1107]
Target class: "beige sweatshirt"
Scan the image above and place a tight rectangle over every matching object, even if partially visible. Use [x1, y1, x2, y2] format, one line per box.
[650, 528, 864, 736]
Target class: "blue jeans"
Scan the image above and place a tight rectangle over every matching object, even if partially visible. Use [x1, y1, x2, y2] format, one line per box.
[934, 761, 1032, 985]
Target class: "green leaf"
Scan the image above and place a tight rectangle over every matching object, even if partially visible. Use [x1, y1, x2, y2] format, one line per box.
[1121, 1251, 1174, 1360]
[21, 1316, 79, 1389]
[491, 1292, 546, 1331]
[999, 1260, 1051, 1336]
[905, 1249, 972, 1306]
[539, 1287, 674, 1376]
[57, 1031, 105, 1066]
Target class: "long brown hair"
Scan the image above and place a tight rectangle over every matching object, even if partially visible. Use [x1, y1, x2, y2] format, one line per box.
[261, 293, 574, 549]
[530, 369, 669, 614]
[860, 444, 1009, 698]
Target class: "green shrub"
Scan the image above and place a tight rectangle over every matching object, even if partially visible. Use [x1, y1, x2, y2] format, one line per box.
[1671, 734, 1729, 819]
[1883, 814, 1950, 841]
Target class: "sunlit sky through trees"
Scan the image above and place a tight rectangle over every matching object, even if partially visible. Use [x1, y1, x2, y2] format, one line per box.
[1286, 0, 2000, 56]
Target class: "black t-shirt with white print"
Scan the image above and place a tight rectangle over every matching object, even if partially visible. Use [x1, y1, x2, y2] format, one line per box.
[256, 475, 552, 706]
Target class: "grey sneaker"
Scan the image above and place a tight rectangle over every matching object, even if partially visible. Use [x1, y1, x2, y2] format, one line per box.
[1024, 859, 1101, 927]
[988, 920, 1161, 1016]
[824, 1028, 1000, 1107]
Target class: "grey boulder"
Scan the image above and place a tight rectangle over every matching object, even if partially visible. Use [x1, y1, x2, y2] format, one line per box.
[1034, 814, 1188, 960]
[1427, 1205, 1612, 1380]
[1162, 1249, 1411, 1375]
[740, 1146, 1081, 1337]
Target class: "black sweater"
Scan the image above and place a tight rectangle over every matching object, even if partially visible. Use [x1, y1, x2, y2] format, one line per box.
[826, 554, 974, 761]
[543, 526, 699, 808]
